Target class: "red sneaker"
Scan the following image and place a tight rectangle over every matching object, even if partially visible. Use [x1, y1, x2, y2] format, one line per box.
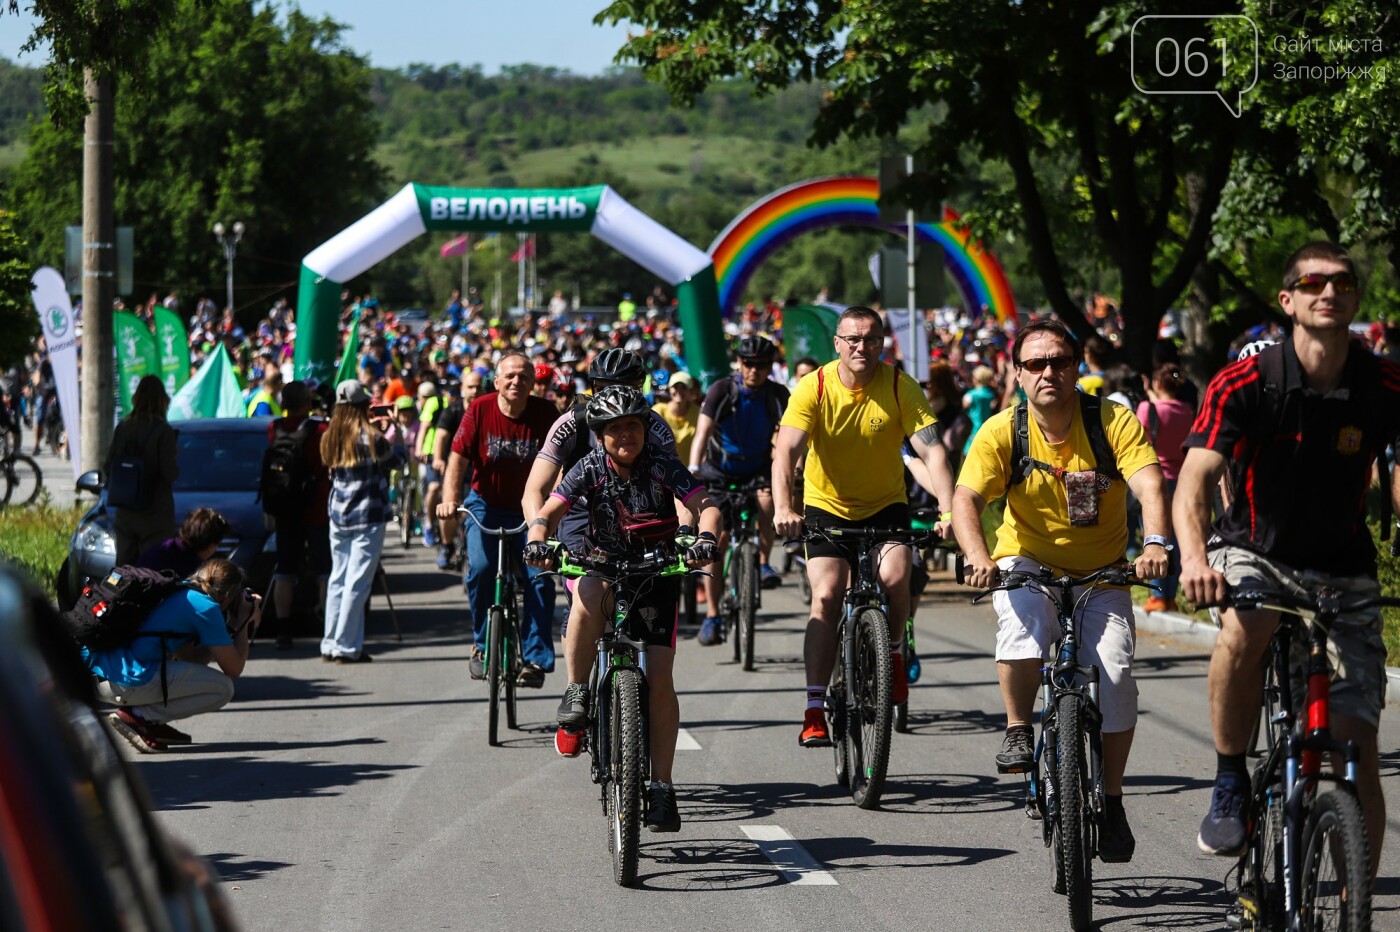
[108, 709, 167, 754]
[555, 727, 584, 758]
[890, 651, 908, 705]
[799, 707, 832, 748]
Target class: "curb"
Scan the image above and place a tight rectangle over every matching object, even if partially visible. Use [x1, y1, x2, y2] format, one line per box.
[1134, 607, 1400, 699]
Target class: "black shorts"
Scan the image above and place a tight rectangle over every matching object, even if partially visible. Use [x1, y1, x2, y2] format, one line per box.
[599, 574, 681, 649]
[695, 462, 770, 492]
[803, 503, 911, 565]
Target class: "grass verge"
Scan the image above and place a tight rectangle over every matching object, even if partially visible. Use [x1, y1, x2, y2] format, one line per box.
[0, 496, 84, 598]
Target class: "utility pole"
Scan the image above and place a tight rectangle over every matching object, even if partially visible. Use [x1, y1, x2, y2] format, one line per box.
[80, 69, 115, 475]
[905, 154, 917, 360]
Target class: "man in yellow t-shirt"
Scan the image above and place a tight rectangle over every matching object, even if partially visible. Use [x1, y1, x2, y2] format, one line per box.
[952, 317, 1168, 865]
[652, 371, 698, 464]
[772, 307, 955, 749]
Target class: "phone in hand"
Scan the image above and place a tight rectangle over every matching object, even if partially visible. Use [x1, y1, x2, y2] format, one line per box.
[369, 404, 393, 418]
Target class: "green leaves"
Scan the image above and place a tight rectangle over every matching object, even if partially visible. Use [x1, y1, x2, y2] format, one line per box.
[0, 208, 40, 370]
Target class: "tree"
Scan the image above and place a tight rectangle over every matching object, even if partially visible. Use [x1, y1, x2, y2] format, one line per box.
[0, 209, 38, 370]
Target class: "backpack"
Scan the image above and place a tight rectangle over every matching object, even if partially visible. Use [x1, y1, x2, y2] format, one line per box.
[259, 417, 317, 516]
[705, 376, 789, 466]
[63, 566, 187, 703]
[1009, 391, 1121, 486]
[107, 422, 162, 509]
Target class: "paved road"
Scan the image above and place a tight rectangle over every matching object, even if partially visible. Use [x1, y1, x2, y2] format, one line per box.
[127, 544, 1400, 931]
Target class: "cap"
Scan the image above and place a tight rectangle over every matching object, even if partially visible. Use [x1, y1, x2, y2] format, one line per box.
[432, 349, 448, 363]
[669, 371, 695, 388]
[394, 395, 416, 411]
[335, 379, 369, 405]
[417, 381, 438, 398]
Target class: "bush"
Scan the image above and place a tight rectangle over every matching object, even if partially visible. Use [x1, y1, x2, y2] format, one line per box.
[0, 497, 84, 598]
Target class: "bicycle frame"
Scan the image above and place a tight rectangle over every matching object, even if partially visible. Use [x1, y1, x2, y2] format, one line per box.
[456, 509, 527, 673]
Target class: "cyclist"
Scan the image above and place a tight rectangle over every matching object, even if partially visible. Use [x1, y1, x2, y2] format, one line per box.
[430, 380, 465, 570]
[771, 308, 956, 747]
[523, 385, 721, 832]
[689, 335, 790, 645]
[416, 380, 447, 549]
[1176, 241, 1400, 871]
[951, 317, 1168, 863]
[438, 353, 559, 688]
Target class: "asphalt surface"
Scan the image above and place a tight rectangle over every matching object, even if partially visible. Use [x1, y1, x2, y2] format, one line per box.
[116, 542, 1400, 931]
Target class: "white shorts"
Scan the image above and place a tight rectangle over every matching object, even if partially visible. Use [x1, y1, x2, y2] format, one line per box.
[991, 555, 1138, 733]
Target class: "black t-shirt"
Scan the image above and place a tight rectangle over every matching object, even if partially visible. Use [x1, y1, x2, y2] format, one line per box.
[1185, 340, 1400, 575]
[436, 401, 464, 454]
[552, 446, 703, 557]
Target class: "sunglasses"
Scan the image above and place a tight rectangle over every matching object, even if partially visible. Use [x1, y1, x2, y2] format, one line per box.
[835, 334, 882, 349]
[1017, 354, 1076, 374]
[1287, 271, 1358, 295]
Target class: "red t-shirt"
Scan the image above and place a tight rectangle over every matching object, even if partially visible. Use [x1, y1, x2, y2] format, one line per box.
[451, 393, 557, 509]
[267, 414, 331, 526]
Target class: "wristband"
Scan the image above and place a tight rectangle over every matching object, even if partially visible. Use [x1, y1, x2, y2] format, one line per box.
[1143, 534, 1174, 551]
[939, 511, 953, 522]
[529, 517, 549, 529]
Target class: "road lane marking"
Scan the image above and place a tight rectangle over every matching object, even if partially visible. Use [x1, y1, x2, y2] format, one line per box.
[675, 728, 701, 750]
[740, 825, 838, 885]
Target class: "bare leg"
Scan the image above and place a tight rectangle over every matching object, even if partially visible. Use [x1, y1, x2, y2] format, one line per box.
[647, 646, 679, 783]
[1332, 713, 1384, 878]
[876, 542, 912, 644]
[803, 556, 849, 687]
[1102, 727, 1135, 796]
[998, 658, 1042, 726]
[563, 578, 607, 684]
[1208, 608, 1277, 755]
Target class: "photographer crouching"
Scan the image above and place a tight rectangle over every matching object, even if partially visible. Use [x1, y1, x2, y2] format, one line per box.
[83, 558, 261, 753]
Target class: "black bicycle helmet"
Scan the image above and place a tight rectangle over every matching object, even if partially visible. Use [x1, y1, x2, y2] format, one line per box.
[737, 335, 775, 360]
[585, 385, 651, 432]
[588, 347, 646, 386]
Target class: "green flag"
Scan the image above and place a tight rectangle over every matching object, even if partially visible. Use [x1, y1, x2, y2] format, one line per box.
[152, 306, 191, 396]
[168, 343, 246, 420]
[113, 311, 161, 417]
[334, 308, 362, 388]
[781, 304, 840, 367]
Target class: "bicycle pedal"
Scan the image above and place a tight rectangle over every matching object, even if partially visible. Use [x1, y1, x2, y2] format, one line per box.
[1025, 802, 1042, 821]
[996, 761, 1032, 775]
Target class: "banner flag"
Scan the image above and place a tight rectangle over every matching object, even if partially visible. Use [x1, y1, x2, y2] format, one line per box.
[510, 236, 536, 263]
[334, 308, 362, 388]
[29, 267, 83, 479]
[885, 307, 929, 381]
[780, 304, 840, 367]
[168, 343, 246, 419]
[113, 311, 161, 418]
[440, 234, 469, 258]
[152, 306, 190, 396]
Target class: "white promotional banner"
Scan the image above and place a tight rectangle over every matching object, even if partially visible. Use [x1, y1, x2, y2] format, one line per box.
[885, 307, 929, 382]
[30, 267, 82, 479]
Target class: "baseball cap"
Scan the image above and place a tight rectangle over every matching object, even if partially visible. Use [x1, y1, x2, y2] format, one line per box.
[335, 379, 369, 405]
[417, 381, 438, 398]
[394, 395, 416, 411]
[669, 371, 695, 389]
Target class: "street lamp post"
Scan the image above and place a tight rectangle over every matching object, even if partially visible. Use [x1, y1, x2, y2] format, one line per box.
[212, 220, 245, 312]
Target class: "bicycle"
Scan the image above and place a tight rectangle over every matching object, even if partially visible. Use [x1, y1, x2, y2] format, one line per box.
[801, 522, 939, 809]
[456, 508, 527, 747]
[1212, 582, 1400, 932]
[965, 561, 1154, 932]
[548, 540, 699, 887]
[710, 475, 769, 671]
[893, 509, 945, 734]
[395, 466, 418, 549]
[0, 428, 42, 507]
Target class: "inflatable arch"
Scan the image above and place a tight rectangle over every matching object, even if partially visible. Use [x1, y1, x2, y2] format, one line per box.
[295, 183, 729, 386]
[709, 176, 1016, 323]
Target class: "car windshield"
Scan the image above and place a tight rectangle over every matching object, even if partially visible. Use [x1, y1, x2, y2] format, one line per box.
[173, 430, 264, 491]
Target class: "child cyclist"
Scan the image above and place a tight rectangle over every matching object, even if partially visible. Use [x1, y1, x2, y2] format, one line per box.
[523, 385, 722, 833]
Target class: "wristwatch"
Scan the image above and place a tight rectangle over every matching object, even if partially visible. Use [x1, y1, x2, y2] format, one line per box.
[1143, 535, 1175, 551]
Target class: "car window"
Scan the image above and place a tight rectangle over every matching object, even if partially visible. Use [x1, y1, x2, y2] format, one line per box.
[174, 431, 265, 491]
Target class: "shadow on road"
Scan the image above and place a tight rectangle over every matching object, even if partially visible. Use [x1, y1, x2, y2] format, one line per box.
[204, 851, 294, 883]
[1091, 874, 1229, 929]
[636, 839, 787, 892]
[680, 781, 850, 822]
[1122, 773, 1215, 797]
[878, 771, 1024, 815]
[137, 749, 412, 810]
[898, 706, 1006, 737]
[804, 834, 1015, 869]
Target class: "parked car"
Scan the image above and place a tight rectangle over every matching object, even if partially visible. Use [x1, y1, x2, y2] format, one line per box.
[58, 417, 277, 608]
[393, 306, 432, 334]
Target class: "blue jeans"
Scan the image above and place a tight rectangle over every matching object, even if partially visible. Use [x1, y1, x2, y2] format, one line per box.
[323, 522, 386, 660]
[464, 491, 556, 670]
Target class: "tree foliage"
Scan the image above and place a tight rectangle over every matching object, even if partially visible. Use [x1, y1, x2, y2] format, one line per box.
[0, 208, 39, 369]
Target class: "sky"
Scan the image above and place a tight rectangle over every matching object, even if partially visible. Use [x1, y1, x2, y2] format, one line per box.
[0, 1, 633, 73]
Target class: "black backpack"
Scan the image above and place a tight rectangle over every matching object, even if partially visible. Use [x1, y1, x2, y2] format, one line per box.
[64, 566, 187, 703]
[259, 417, 317, 516]
[1009, 391, 1121, 486]
[704, 375, 790, 465]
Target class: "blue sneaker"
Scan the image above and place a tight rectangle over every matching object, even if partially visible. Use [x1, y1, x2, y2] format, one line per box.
[760, 564, 782, 589]
[907, 653, 922, 684]
[423, 526, 438, 547]
[1197, 772, 1249, 857]
[436, 545, 455, 570]
[697, 616, 725, 646]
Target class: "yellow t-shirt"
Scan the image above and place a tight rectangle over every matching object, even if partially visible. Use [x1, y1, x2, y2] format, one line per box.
[781, 361, 937, 520]
[957, 397, 1158, 575]
[652, 402, 698, 465]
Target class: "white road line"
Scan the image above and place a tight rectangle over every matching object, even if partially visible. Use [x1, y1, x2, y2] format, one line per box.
[675, 727, 701, 750]
[740, 825, 838, 885]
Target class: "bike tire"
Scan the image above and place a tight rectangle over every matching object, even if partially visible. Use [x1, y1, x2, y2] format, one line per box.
[2, 454, 42, 507]
[398, 478, 412, 549]
[798, 564, 812, 605]
[738, 540, 757, 671]
[487, 606, 504, 747]
[893, 701, 909, 734]
[1299, 789, 1371, 931]
[504, 604, 519, 731]
[828, 663, 849, 789]
[1243, 772, 1284, 930]
[610, 668, 645, 887]
[1054, 693, 1094, 932]
[847, 607, 893, 810]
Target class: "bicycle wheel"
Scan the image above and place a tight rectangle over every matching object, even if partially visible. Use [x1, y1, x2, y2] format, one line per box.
[504, 601, 519, 731]
[1299, 789, 1371, 931]
[398, 477, 412, 549]
[846, 607, 893, 809]
[798, 562, 812, 605]
[737, 539, 757, 671]
[1241, 773, 1284, 931]
[1053, 693, 1094, 931]
[609, 668, 645, 887]
[487, 605, 504, 746]
[828, 661, 849, 789]
[893, 629, 912, 734]
[1, 454, 42, 507]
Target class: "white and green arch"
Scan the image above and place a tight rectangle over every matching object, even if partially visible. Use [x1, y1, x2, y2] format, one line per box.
[295, 183, 727, 387]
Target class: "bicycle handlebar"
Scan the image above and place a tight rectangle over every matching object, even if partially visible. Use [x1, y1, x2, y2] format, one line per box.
[544, 541, 694, 580]
[969, 563, 1148, 603]
[1202, 585, 1400, 619]
[454, 506, 528, 538]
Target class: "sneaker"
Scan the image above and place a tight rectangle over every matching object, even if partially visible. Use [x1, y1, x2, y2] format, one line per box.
[555, 726, 584, 757]
[423, 526, 438, 547]
[1143, 596, 1180, 613]
[517, 663, 546, 689]
[697, 616, 724, 646]
[907, 652, 922, 685]
[335, 651, 373, 664]
[142, 719, 193, 746]
[646, 783, 682, 833]
[556, 682, 589, 727]
[891, 651, 908, 705]
[1098, 803, 1136, 863]
[759, 564, 782, 589]
[108, 709, 166, 754]
[1197, 772, 1250, 857]
[468, 647, 485, 680]
[799, 707, 832, 748]
[437, 545, 455, 571]
[995, 728, 1034, 774]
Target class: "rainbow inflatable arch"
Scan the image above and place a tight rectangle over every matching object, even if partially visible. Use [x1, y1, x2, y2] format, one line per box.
[708, 176, 1016, 323]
